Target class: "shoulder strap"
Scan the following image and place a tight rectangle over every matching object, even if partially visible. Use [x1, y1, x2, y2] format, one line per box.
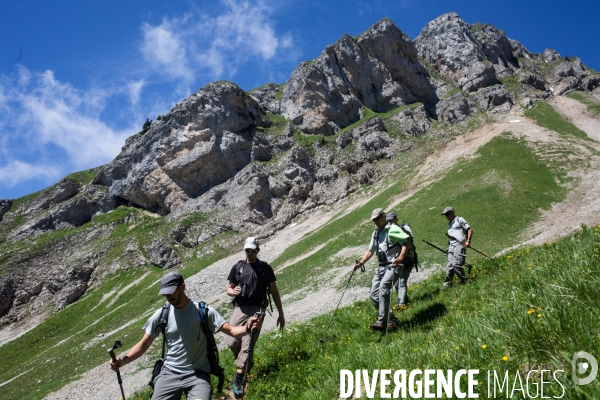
[156, 303, 170, 359]
[399, 224, 413, 238]
[235, 260, 246, 282]
[197, 301, 225, 393]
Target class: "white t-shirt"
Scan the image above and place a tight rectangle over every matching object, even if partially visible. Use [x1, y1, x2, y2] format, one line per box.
[144, 300, 226, 374]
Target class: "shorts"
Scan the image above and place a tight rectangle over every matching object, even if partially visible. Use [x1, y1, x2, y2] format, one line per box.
[152, 366, 211, 400]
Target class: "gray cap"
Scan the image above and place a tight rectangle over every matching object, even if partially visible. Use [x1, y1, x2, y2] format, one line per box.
[370, 208, 385, 220]
[244, 237, 259, 250]
[159, 271, 184, 295]
[386, 212, 397, 221]
[441, 206, 454, 215]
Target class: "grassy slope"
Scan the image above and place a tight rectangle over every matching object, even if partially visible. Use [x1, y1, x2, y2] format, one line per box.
[272, 134, 567, 297]
[244, 224, 600, 399]
[566, 91, 600, 116]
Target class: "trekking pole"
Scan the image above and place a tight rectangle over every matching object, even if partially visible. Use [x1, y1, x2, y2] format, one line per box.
[241, 310, 266, 400]
[422, 239, 448, 255]
[445, 234, 495, 261]
[319, 261, 365, 344]
[423, 239, 473, 273]
[107, 341, 126, 400]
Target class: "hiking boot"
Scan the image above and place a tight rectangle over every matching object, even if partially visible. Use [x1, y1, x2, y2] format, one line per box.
[387, 321, 398, 330]
[232, 372, 245, 398]
[370, 322, 385, 331]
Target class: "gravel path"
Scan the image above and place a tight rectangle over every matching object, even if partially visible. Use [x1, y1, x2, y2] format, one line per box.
[43, 99, 600, 400]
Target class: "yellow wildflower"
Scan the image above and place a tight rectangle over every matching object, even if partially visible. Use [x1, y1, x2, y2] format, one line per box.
[481, 344, 487, 349]
[502, 356, 509, 361]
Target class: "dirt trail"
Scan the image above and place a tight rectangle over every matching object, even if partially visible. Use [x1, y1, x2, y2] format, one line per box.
[43, 98, 600, 400]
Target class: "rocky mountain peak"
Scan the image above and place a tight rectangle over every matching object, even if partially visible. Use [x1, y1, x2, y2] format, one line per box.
[93, 81, 270, 215]
[415, 12, 499, 92]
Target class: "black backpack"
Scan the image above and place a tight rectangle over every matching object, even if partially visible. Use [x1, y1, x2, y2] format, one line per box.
[398, 224, 419, 271]
[150, 301, 225, 393]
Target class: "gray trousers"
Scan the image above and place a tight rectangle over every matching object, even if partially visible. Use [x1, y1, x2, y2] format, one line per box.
[396, 261, 414, 306]
[444, 244, 467, 286]
[369, 265, 398, 323]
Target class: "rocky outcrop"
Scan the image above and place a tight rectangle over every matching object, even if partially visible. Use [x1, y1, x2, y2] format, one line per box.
[94, 82, 271, 215]
[0, 200, 12, 222]
[0, 229, 109, 324]
[470, 24, 520, 77]
[9, 187, 115, 241]
[546, 58, 600, 95]
[356, 19, 438, 108]
[510, 39, 532, 59]
[415, 12, 499, 92]
[543, 48, 561, 63]
[0, 279, 15, 317]
[27, 180, 79, 215]
[436, 92, 478, 124]
[391, 104, 431, 136]
[474, 85, 513, 113]
[281, 19, 439, 135]
[519, 72, 549, 92]
[144, 239, 181, 269]
[249, 83, 281, 115]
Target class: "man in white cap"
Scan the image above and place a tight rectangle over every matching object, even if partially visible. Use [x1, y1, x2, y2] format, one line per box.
[353, 208, 409, 331]
[226, 237, 285, 397]
[441, 206, 473, 287]
[109, 271, 262, 400]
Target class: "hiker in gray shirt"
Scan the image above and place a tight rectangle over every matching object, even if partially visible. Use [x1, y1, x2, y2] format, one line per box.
[441, 206, 473, 288]
[109, 272, 262, 400]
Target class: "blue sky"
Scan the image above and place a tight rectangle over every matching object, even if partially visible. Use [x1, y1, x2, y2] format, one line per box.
[1, 0, 598, 200]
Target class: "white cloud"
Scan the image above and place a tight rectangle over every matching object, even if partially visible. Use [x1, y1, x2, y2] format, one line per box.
[139, 0, 298, 80]
[127, 79, 146, 106]
[198, 0, 296, 76]
[0, 160, 62, 188]
[0, 67, 137, 177]
[141, 19, 194, 82]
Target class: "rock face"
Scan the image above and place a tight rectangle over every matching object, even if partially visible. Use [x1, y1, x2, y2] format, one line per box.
[391, 104, 431, 136]
[280, 19, 437, 135]
[144, 239, 181, 269]
[9, 186, 115, 241]
[470, 24, 520, 77]
[27, 180, 79, 215]
[415, 12, 499, 93]
[0, 200, 12, 222]
[94, 82, 271, 215]
[356, 19, 438, 108]
[249, 83, 281, 115]
[547, 57, 600, 95]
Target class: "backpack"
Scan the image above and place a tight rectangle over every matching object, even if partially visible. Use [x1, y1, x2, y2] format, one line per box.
[151, 301, 225, 393]
[234, 260, 274, 313]
[398, 223, 419, 271]
[373, 224, 419, 271]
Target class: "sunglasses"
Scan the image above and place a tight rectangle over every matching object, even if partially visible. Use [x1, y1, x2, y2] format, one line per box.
[245, 249, 257, 254]
[372, 214, 384, 222]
